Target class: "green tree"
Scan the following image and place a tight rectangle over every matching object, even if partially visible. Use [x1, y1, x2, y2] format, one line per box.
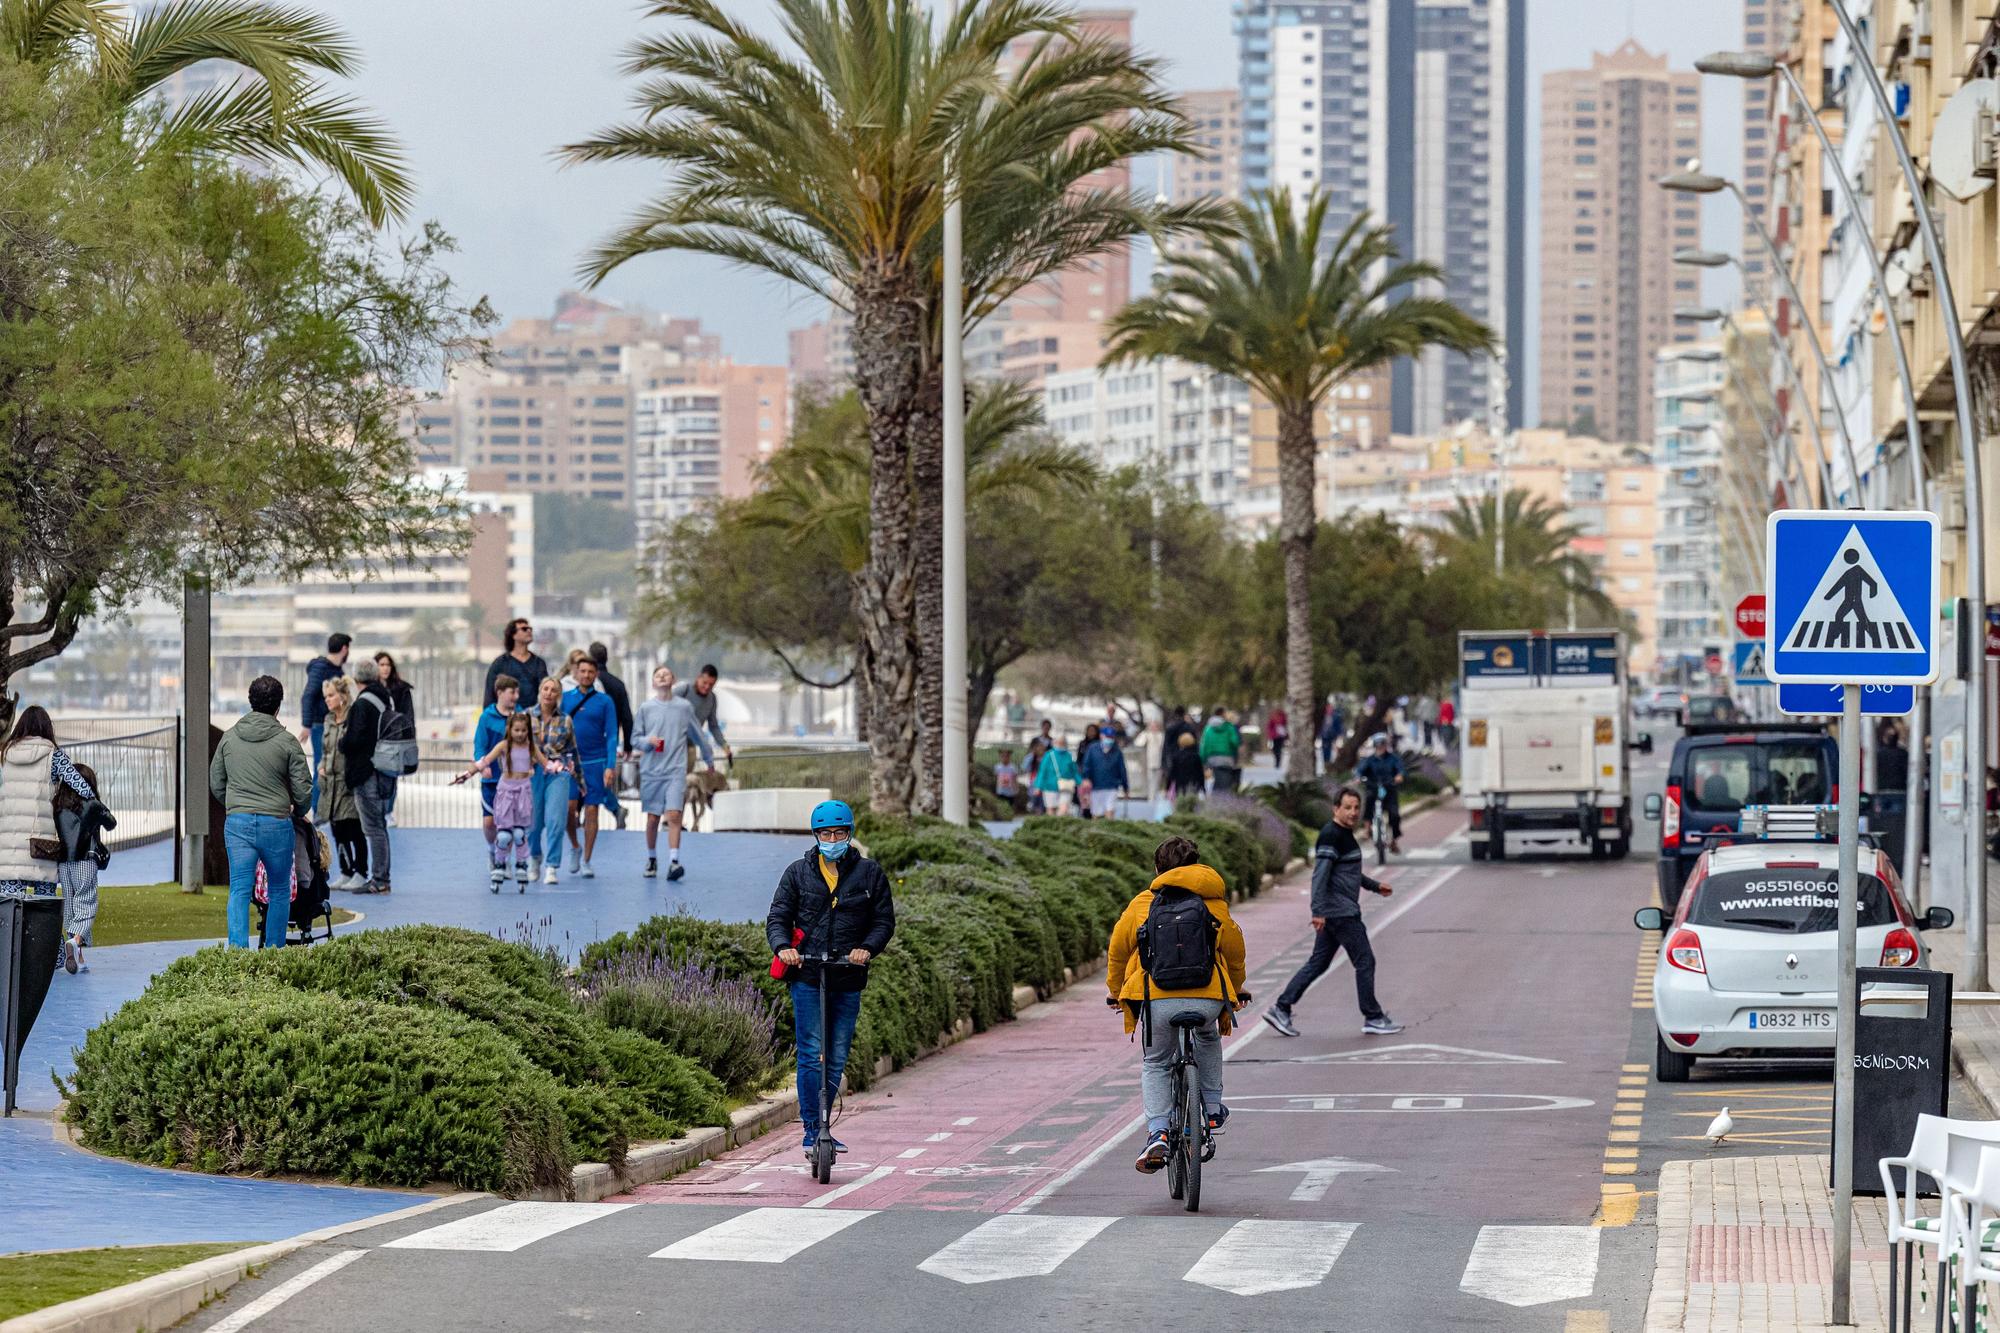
[1104, 191, 1494, 781]
[567, 0, 1214, 814]
[2, 0, 411, 223]
[1432, 490, 1618, 628]
[0, 64, 486, 726]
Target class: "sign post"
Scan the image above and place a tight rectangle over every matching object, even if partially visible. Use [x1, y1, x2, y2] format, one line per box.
[1766, 509, 1941, 1323]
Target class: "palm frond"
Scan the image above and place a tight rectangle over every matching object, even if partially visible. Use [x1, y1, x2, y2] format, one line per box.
[115, 0, 358, 107]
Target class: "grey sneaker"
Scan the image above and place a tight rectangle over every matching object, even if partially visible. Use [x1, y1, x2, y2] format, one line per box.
[643, 857, 657, 879]
[1262, 1006, 1299, 1038]
[568, 846, 582, 874]
[1363, 1016, 1404, 1035]
[62, 935, 79, 975]
[580, 862, 595, 879]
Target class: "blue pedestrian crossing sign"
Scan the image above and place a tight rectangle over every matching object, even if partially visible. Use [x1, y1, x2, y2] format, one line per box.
[1732, 639, 1770, 687]
[1765, 510, 1940, 686]
[1777, 682, 1916, 717]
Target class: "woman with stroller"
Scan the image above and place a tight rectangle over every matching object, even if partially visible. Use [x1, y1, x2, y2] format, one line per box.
[208, 676, 312, 948]
[317, 677, 368, 890]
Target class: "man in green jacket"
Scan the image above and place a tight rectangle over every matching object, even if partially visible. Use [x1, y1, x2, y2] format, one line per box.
[209, 675, 312, 949]
[1200, 711, 1242, 794]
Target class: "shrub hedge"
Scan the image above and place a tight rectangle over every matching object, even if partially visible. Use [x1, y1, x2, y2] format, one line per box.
[63, 926, 729, 1192]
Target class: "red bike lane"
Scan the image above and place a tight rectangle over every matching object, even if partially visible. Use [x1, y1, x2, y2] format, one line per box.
[618, 802, 1473, 1215]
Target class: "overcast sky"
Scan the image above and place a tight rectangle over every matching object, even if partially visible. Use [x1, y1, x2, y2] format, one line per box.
[327, 1, 1748, 401]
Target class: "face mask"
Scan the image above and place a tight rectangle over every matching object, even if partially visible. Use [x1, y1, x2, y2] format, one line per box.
[1099, 738, 1115, 752]
[817, 837, 851, 860]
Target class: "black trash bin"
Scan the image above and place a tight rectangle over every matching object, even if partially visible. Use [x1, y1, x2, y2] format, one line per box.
[1837, 966, 1952, 1197]
[0, 897, 21, 1116]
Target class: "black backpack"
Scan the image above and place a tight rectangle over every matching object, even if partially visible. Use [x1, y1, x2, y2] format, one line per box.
[1137, 886, 1220, 991]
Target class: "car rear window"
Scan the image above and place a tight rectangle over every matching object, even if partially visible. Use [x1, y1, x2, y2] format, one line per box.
[1689, 868, 1896, 933]
[1757, 742, 1829, 805]
[1685, 750, 1752, 811]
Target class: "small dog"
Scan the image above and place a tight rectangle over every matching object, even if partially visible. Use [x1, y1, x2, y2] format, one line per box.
[686, 764, 732, 829]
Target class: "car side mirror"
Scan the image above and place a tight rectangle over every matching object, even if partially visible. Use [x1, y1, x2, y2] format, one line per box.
[1634, 906, 1666, 931]
[1642, 793, 1662, 820]
[1926, 906, 1956, 931]
[1629, 733, 1653, 755]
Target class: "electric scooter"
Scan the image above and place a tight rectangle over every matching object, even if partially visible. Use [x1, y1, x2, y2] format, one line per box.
[799, 952, 860, 1185]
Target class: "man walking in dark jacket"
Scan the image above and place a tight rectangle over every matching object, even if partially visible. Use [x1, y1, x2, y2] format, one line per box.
[767, 800, 895, 1158]
[1262, 787, 1403, 1037]
[588, 642, 634, 830]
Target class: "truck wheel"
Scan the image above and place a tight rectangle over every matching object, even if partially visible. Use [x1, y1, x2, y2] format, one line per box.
[1655, 1033, 1693, 1083]
[1589, 837, 1609, 860]
[1470, 840, 1489, 862]
[1610, 837, 1632, 860]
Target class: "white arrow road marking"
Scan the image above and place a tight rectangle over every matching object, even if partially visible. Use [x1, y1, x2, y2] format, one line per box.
[1184, 1221, 1358, 1296]
[652, 1208, 874, 1263]
[1254, 1157, 1394, 1203]
[382, 1202, 632, 1252]
[1459, 1226, 1601, 1307]
[917, 1215, 1116, 1284]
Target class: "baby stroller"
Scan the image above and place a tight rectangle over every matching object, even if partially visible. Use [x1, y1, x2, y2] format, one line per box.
[253, 816, 336, 947]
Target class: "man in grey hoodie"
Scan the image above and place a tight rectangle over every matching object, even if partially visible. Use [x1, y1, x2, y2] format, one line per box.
[635, 666, 712, 880]
[1261, 786, 1404, 1039]
[210, 675, 312, 948]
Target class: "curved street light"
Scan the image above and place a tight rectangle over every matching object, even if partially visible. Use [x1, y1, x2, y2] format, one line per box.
[1675, 302, 1838, 501]
[1661, 167, 1869, 504]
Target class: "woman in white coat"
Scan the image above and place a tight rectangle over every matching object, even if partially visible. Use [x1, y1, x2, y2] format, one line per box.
[0, 706, 98, 1104]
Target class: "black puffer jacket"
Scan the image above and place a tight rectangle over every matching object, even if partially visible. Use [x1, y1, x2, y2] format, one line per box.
[766, 848, 896, 993]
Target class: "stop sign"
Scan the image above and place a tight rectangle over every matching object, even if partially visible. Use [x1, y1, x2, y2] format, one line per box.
[1735, 595, 1767, 638]
[1705, 653, 1724, 676]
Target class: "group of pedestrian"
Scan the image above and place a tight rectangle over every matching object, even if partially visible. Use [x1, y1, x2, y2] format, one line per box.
[472, 620, 730, 884]
[1005, 712, 1135, 818]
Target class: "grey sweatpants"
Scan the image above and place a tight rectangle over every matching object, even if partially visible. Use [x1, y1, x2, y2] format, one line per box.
[59, 861, 98, 946]
[1140, 996, 1225, 1133]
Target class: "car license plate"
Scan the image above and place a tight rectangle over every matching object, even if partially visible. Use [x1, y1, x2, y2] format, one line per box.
[1747, 1010, 1831, 1030]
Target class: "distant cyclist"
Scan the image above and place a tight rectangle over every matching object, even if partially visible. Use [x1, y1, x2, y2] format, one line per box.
[767, 800, 895, 1159]
[1356, 733, 1405, 854]
[1263, 786, 1404, 1038]
[1106, 836, 1248, 1174]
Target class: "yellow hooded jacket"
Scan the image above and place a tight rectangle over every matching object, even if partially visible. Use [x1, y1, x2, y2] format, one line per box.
[1105, 863, 1248, 1035]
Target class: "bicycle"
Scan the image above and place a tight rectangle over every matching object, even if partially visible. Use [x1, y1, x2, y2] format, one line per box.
[1121, 991, 1248, 1213]
[795, 952, 865, 1185]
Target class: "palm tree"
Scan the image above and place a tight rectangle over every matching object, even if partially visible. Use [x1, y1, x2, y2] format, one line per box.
[565, 0, 1215, 814]
[1434, 490, 1619, 626]
[1104, 190, 1495, 782]
[3, 0, 411, 223]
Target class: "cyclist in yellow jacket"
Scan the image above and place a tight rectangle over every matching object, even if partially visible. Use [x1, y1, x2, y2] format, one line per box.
[1106, 835, 1249, 1173]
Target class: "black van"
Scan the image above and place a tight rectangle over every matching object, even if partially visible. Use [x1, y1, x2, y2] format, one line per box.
[1641, 723, 1840, 914]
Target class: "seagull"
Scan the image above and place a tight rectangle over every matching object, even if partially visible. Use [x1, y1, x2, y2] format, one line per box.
[1706, 1107, 1734, 1146]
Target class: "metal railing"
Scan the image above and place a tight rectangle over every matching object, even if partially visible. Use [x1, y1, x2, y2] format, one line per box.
[56, 725, 177, 851]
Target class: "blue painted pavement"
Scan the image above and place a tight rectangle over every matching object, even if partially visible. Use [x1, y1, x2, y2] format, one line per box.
[4, 826, 799, 1255]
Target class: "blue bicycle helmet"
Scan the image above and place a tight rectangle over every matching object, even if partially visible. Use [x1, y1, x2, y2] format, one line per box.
[810, 799, 855, 832]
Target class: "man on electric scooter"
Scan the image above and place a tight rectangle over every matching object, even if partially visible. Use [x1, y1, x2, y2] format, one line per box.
[767, 800, 896, 1159]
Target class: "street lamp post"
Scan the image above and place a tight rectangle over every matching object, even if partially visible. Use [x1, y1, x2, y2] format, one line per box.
[1826, 0, 1986, 1007]
[1676, 303, 1839, 503]
[1662, 169, 1869, 505]
[941, 174, 968, 826]
[1697, 47, 1934, 902]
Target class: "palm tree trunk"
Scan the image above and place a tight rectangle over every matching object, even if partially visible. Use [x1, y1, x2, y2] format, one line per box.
[848, 274, 925, 816]
[1276, 401, 1319, 784]
[910, 373, 945, 816]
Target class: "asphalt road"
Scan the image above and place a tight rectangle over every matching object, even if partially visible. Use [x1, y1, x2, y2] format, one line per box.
[175, 724, 1916, 1332]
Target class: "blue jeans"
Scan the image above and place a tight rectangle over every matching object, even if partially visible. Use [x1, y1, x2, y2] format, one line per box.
[789, 979, 863, 1135]
[1140, 997, 1225, 1133]
[307, 723, 324, 812]
[531, 770, 574, 864]
[224, 813, 293, 949]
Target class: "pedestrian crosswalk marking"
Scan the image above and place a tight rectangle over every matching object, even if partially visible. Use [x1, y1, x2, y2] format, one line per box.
[1779, 526, 1923, 653]
[917, 1214, 1116, 1284]
[1458, 1226, 1601, 1307]
[381, 1201, 633, 1253]
[651, 1207, 874, 1263]
[1184, 1220, 1358, 1296]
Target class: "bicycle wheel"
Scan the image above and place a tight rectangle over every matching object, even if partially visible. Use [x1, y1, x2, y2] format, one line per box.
[1181, 1050, 1203, 1213]
[1164, 1068, 1186, 1200]
[1375, 815, 1387, 865]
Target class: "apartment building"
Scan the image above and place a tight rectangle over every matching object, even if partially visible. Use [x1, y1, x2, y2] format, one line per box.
[1652, 345, 1728, 678]
[1539, 42, 1702, 446]
[1041, 360, 1251, 512]
[631, 364, 789, 546]
[1739, 0, 1790, 305]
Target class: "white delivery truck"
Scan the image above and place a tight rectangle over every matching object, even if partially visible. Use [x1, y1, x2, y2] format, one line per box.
[1458, 629, 1640, 861]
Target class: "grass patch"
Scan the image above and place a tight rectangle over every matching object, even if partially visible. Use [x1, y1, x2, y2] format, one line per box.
[90, 884, 356, 947]
[0, 1243, 249, 1321]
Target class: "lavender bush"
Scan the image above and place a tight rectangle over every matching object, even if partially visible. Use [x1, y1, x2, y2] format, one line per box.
[578, 953, 779, 1097]
[1201, 793, 1294, 875]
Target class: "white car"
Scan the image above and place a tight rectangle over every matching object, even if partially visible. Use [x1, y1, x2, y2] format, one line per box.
[1635, 686, 1684, 720]
[1634, 840, 1954, 1081]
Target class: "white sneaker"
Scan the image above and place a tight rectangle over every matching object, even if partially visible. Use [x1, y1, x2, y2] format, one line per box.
[579, 861, 595, 879]
[529, 856, 543, 880]
[568, 846, 581, 874]
[542, 867, 560, 885]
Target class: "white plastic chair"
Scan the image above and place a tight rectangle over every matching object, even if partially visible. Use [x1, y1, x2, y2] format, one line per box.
[1947, 1143, 2000, 1333]
[1881, 1116, 2000, 1332]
